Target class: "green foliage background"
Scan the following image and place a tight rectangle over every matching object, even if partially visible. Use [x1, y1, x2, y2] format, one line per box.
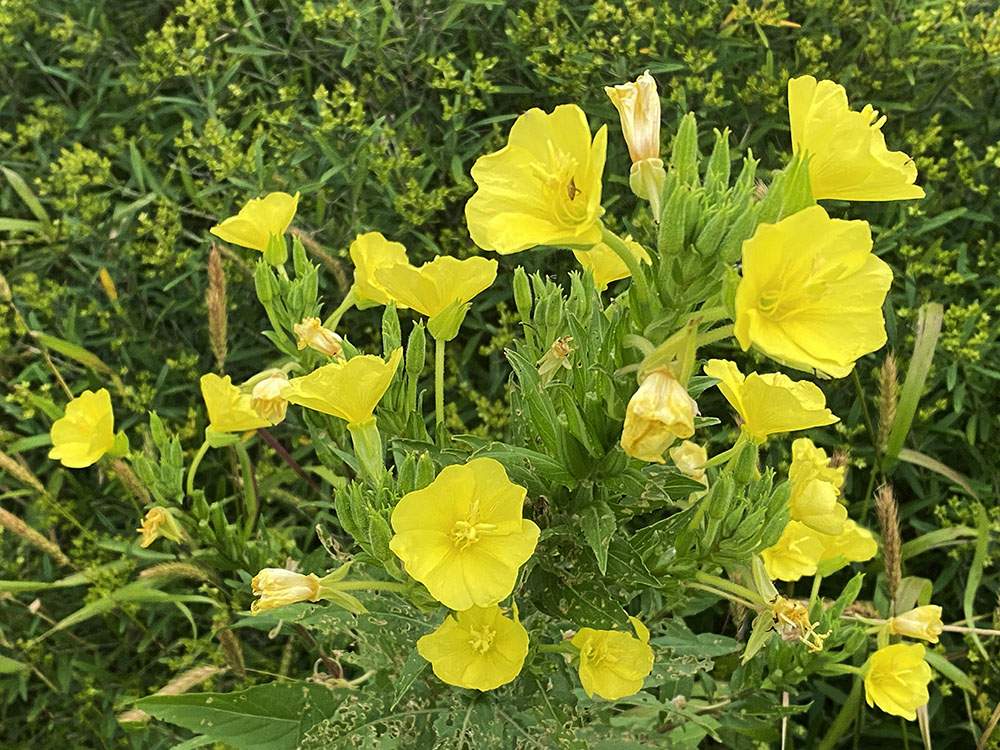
[1, 0, 998, 747]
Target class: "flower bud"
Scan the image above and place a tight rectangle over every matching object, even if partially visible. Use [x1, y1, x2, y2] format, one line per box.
[293, 317, 343, 357]
[620, 370, 697, 463]
[605, 70, 661, 163]
[888, 605, 943, 644]
[250, 568, 320, 614]
[250, 373, 289, 424]
[137, 507, 184, 548]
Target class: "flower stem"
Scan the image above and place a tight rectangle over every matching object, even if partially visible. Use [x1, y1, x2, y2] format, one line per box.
[332, 580, 409, 593]
[234, 442, 258, 536]
[694, 571, 767, 607]
[696, 324, 735, 348]
[538, 642, 577, 655]
[323, 288, 356, 331]
[186, 439, 210, 496]
[600, 225, 651, 311]
[435, 336, 445, 429]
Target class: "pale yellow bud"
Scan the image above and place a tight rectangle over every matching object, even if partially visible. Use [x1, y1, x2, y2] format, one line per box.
[620, 370, 697, 463]
[294, 317, 343, 357]
[605, 70, 661, 163]
[668, 440, 708, 483]
[250, 568, 320, 613]
[888, 605, 943, 644]
[250, 373, 289, 424]
[137, 507, 184, 548]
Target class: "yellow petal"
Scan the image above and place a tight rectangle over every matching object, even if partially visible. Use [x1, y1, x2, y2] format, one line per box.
[209, 192, 299, 252]
[282, 349, 402, 425]
[199, 374, 271, 433]
[349, 232, 410, 307]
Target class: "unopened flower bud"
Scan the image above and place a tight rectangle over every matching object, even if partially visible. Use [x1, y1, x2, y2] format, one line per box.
[250, 568, 320, 614]
[293, 317, 343, 357]
[250, 373, 289, 424]
[888, 605, 943, 644]
[621, 370, 697, 463]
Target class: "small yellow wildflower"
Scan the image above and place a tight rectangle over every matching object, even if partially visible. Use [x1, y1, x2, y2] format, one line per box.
[818, 519, 878, 565]
[572, 236, 651, 291]
[137, 507, 184, 548]
[770, 596, 830, 653]
[570, 616, 654, 700]
[620, 370, 697, 463]
[788, 439, 847, 536]
[48, 389, 115, 468]
[864, 643, 932, 720]
[200, 374, 272, 433]
[250, 568, 321, 614]
[888, 605, 943, 644]
[349, 232, 409, 308]
[293, 317, 343, 357]
[209, 192, 300, 252]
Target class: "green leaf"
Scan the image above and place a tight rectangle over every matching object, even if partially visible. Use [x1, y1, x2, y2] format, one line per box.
[897, 448, 978, 499]
[0, 653, 30, 673]
[32, 332, 126, 394]
[924, 650, 976, 693]
[1, 165, 50, 224]
[964, 503, 990, 660]
[390, 646, 429, 710]
[900, 525, 978, 560]
[0, 217, 43, 233]
[580, 500, 616, 575]
[741, 611, 774, 664]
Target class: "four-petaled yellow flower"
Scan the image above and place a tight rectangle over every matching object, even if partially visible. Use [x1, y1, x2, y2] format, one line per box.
[889, 605, 944, 644]
[349, 232, 410, 309]
[294, 317, 343, 357]
[864, 643, 932, 721]
[388, 458, 540, 611]
[417, 605, 530, 691]
[620, 369, 697, 463]
[282, 348, 403, 426]
[49, 389, 115, 468]
[703, 359, 838, 442]
[137, 507, 184, 548]
[788, 75, 924, 202]
[570, 616, 654, 700]
[573, 236, 651, 291]
[250, 568, 321, 614]
[466, 104, 607, 254]
[788, 438, 846, 535]
[605, 71, 666, 212]
[209, 192, 300, 252]
[735, 205, 893, 378]
[200, 374, 273, 433]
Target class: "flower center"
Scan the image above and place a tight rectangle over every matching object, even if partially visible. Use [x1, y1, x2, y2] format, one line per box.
[531, 142, 589, 229]
[583, 640, 610, 668]
[449, 499, 497, 550]
[468, 625, 496, 654]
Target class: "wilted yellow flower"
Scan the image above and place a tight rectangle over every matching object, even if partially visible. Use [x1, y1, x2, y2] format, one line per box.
[669, 441, 708, 484]
[788, 76, 925, 202]
[572, 236, 651, 291]
[349, 232, 409, 308]
[703, 359, 838, 442]
[537, 336, 575, 385]
[49, 389, 115, 468]
[864, 643, 932, 720]
[466, 104, 607, 254]
[571, 616, 654, 700]
[389, 458, 540, 611]
[209, 192, 300, 252]
[293, 317, 343, 357]
[735, 206, 892, 378]
[417, 605, 529, 691]
[200, 374, 272, 433]
[605, 71, 666, 212]
[770, 595, 829, 653]
[889, 605, 944, 644]
[250, 568, 320, 614]
[621, 370, 697, 463]
[762, 521, 825, 581]
[250, 373, 289, 424]
[137, 507, 184, 548]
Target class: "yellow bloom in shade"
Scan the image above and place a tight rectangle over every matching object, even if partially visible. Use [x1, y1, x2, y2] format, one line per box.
[209, 192, 299, 252]
[573, 236, 651, 291]
[250, 373, 289, 424]
[762, 521, 825, 581]
[417, 605, 529, 691]
[605, 70, 661, 163]
[703, 359, 838, 442]
[200, 374, 272, 433]
[818, 519, 878, 565]
[466, 104, 607, 254]
[889, 605, 944, 644]
[388, 458, 540, 611]
[864, 643, 932, 721]
[571, 616, 654, 700]
[137, 507, 184, 548]
[349, 232, 409, 308]
[250, 568, 320, 614]
[293, 317, 343, 357]
[788, 75, 925, 202]
[49, 389, 115, 468]
[620, 370, 697, 463]
[735, 205, 893, 378]
[282, 348, 402, 426]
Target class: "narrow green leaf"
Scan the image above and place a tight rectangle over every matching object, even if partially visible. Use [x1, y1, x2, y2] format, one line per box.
[0, 654, 30, 673]
[1, 165, 50, 224]
[0, 217, 43, 233]
[32, 332, 126, 394]
[897, 448, 978, 499]
[964, 504, 989, 659]
[390, 646, 429, 710]
[900, 525, 978, 560]
[924, 650, 976, 693]
[741, 611, 774, 664]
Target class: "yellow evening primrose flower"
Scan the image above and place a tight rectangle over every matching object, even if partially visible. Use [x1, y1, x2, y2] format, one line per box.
[788, 438, 846, 535]
[417, 605, 529, 691]
[703, 359, 838, 442]
[388, 458, 540, 611]
[293, 317, 343, 357]
[620, 370, 698, 463]
[49, 389, 115, 469]
[669, 441, 708, 484]
[864, 643, 932, 721]
[605, 70, 666, 212]
[817, 519, 878, 567]
[200, 374, 273, 433]
[466, 104, 607, 254]
[735, 205, 893, 378]
[788, 75, 925, 202]
[250, 568, 321, 614]
[209, 192, 300, 252]
[572, 235, 651, 291]
[282, 348, 402, 426]
[571, 616, 654, 700]
[349, 232, 410, 308]
[137, 507, 184, 548]
[889, 605, 944, 644]
[762, 521, 825, 582]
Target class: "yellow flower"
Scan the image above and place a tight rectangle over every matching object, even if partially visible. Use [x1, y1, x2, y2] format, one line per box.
[818, 519, 878, 565]
[669, 441, 708, 484]
[570, 616, 654, 700]
[282, 349, 402, 426]
[416, 605, 529, 691]
[537, 336, 575, 385]
[788, 75, 924, 202]
[734, 205, 893, 378]
[605, 70, 661, 163]
[49, 389, 115, 468]
[770, 595, 830, 653]
[209, 192, 300, 252]
[762, 521, 825, 582]
[466, 104, 607, 254]
[250, 373, 289, 424]
[200, 374, 272, 433]
[789, 477, 847, 536]
[374, 256, 498, 340]
[250, 568, 321, 614]
[703, 359, 838, 442]
[620, 370, 697, 463]
[349, 232, 409, 308]
[790, 437, 844, 487]
[864, 643, 932, 721]
[137, 507, 184, 548]
[293, 317, 343, 357]
[388, 458, 540, 611]
[889, 605, 944, 644]
[572, 236, 651, 291]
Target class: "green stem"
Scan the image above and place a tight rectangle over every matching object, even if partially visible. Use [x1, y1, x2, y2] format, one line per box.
[331, 580, 410, 593]
[538, 642, 578, 655]
[696, 324, 735, 348]
[186, 440, 210, 496]
[818, 676, 864, 750]
[600, 225, 651, 310]
[323, 288, 356, 331]
[687, 582, 758, 610]
[695, 571, 766, 606]
[234, 442, 258, 536]
[435, 336, 445, 429]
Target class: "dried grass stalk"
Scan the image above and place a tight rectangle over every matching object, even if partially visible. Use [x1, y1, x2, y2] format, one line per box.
[0, 507, 71, 567]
